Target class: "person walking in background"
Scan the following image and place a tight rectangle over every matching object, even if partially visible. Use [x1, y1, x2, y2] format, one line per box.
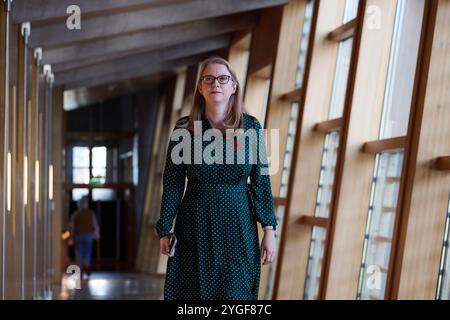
[69, 196, 100, 280]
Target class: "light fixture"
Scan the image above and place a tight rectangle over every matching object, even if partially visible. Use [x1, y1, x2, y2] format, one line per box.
[49, 164, 53, 200]
[35, 160, 39, 202]
[24, 155, 28, 205]
[7, 152, 11, 212]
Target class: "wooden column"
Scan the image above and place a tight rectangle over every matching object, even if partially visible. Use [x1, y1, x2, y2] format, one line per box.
[51, 85, 64, 288]
[274, 0, 346, 299]
[323, 0, 398, 299]
[397, 0, 448, 299]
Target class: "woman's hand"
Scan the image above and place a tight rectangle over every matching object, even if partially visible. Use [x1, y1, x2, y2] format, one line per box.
[260, 229, 276, 265]
[160, 235, 174, 257]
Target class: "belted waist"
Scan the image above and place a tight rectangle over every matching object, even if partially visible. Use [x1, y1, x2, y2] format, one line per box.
[186, 180, 248, 192]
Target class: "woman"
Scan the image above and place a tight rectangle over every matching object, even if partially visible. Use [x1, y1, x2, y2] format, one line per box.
[155, 57, 277, 300]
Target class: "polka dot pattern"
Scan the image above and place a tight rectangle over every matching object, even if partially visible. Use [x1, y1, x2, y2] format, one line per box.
[155, 112, 278, 300]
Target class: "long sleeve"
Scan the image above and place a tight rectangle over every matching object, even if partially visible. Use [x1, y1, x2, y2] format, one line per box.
[248, 117, 278, 229]
[155, 120, 187, 238]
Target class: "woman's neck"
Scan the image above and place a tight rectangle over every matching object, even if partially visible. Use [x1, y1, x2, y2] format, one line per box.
[205, 104, 227, 125]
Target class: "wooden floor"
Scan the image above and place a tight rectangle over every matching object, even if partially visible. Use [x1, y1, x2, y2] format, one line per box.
[53, 272, 165, 300]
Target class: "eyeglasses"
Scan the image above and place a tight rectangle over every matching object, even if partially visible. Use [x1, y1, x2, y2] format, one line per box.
[200, 75, 232, 85]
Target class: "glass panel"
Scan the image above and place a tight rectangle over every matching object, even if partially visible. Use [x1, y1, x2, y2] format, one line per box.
[92, 189, 116, 201]
[357, 152, 404, 300]
[92, 146, 107, 168]
[315, 131, 340, 218]
[436, 196, 450, 300]
[343, 0, 359, 23]
[72, 168, 90, 184]
[303, 226, 327, 300]
[295, 0, 314, 88]
[302, 131, 339, 299]
[92, 146, 107, 184]
[260, 79, 271, 127]
[379, 0, 425, 139]
[72, 188, 89, 202]
[328, 37, 353, 119]
[91, 168, 106, 183]
[264, 102, 299, 299]
[72, 146, 89, 167]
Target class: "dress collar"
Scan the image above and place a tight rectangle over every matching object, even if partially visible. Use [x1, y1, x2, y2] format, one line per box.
[201, 111, 213, 130]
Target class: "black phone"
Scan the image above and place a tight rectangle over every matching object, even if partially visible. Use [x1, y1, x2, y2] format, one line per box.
[169, 233, 177, 256]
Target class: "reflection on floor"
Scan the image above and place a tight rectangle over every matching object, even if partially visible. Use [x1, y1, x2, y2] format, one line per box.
[54, 272, 165, 300]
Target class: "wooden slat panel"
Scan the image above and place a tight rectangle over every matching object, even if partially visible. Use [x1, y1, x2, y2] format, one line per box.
[244, 75, 270, 122]
[64, 55, 204, 90]
[0, 3, 7, 298]
[54, 35, 231, 83]
[397, 0, 449, 299]
[247, 6, 284, 76]
[228, 33, 251, 91]
[281, 87, 302, 102]
[275, 0, 345, 300]
[325, 0, 399, 299]
[314, 118, 343, 133]
[13, 0, 179, 23]
[51, 85, 64, 289]
[43, 13, 258, 65]
[273, 196, 287, 206]
[328, 19, 356, 41]
[30, 0, 287, 48]
[247, 0, 310, 300]
[434, 156, 450, 171]
[298, 215, 329, 228]
[28, 53, 39, 300]
[362, 136, 407, 154]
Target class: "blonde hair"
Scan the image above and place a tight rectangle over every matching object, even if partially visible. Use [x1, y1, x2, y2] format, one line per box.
[186, 57, 246, 133]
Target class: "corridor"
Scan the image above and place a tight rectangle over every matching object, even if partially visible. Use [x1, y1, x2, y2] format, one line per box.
[1, 0, 450, 301]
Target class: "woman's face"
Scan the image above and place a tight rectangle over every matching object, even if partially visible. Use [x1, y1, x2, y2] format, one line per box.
[198, 63, 236, 107]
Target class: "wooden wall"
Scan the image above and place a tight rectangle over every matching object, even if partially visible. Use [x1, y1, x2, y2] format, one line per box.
[397, 0, 450, 299]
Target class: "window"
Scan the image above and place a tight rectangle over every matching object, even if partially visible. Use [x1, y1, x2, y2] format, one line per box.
[264, 102, 299, 299]
[304, 226, 327, 299]
[314, 131, 340, 219]
[303, 131, 340, 299]
[343, 0, 359, 23]
[357, 152, 403, 300]
[92, 188, 116, 201]
[378, 0, 425, 139]
[72, 146, 108, 200]
[436, 195, 450, 300]
[328, 37, 353, 119]
[295, 0, 314, 88]
[72, 188, 89, 202]
[72, 146, 90, 184]
[302, 0, 356, 299]
[91, 146, 107, 184]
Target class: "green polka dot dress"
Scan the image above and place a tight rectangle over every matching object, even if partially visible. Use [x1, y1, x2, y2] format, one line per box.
[155, 112, 278, 300]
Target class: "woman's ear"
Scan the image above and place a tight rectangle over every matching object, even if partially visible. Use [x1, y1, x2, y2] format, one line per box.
[197, 83, 202, 95]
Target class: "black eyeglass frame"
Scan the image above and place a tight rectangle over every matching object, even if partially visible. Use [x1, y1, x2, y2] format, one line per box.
[200, 75, 233, 85]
